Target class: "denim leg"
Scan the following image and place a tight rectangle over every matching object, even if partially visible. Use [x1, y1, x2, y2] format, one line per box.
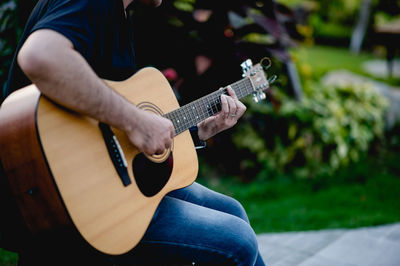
[167, 182, 250, 224]
[113, 183, 266, 266]
[169, 183, 266, 266]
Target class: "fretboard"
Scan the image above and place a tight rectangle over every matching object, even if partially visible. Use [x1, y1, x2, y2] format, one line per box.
[163, 77, 254, 135]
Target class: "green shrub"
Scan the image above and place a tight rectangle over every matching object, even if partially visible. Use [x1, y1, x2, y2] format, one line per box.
[0, 0, 38, 98]
[308, 14, 353, 41]
[232, 80, 388, 179]
[0, 0, 19, 94]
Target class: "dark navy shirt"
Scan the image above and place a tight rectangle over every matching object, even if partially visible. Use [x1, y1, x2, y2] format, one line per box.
[3, 0, 135, 101]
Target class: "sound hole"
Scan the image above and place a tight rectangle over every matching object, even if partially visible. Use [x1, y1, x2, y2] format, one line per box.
[132, 102, 174, 197]
[132, 152, 173, 197]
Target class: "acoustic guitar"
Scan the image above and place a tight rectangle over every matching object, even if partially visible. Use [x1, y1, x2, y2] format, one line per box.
[0, 59, 272, 255]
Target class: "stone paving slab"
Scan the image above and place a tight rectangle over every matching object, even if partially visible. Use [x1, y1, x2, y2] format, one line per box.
[315, 230, 400, 266]
[362, 59, 400, 79]
[257, 223, 400, 266]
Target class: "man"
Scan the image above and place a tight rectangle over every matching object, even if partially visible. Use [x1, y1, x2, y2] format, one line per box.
[2, 0, 266, 265]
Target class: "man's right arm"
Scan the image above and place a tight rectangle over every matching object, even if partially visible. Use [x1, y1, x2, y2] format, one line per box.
[18, 29, 174, 155]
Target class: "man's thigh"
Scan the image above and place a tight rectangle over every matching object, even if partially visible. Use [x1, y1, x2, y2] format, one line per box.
[113, 194, 258, 265]
[167, 182, 250, 223]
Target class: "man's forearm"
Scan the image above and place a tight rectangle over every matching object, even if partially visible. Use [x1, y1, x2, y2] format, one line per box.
[18, 29, 175, 155]
[18, 29, 138, 132]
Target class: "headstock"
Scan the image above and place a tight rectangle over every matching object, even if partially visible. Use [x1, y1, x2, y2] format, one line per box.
[241, 58, 277, 103]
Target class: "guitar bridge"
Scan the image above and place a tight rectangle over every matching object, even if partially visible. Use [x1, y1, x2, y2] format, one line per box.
[98, 122, 131, 187]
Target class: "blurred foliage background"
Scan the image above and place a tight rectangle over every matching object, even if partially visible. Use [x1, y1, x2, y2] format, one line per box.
[1, 0, 400, 264]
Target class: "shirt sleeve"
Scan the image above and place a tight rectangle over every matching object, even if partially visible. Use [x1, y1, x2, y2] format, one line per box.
[30, 0, 112, 61]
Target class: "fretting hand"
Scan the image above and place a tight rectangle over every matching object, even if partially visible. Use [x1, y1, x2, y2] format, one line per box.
[197, 87, 246, 141]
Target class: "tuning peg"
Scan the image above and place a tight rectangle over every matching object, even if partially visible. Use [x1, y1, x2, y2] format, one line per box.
[252, 93, 260, 103]
[258, 91, 266, 100]
[240, 62, 247, 73]
[241, 59, 254, 76]
[260, 57, 272, 70]
[245, 59, 253, 68]
[252, 91, 266, 103]
[268, 75, 277, 84]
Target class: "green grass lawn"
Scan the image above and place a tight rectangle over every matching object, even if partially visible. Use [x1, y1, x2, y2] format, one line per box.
[197, 45, 400, 234]
[197, 147, 400, 234]
[0, 248, 17, 266]
[292, 45, 400, 87]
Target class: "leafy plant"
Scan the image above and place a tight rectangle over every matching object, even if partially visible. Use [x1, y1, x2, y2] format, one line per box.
[0, 0, 18, 97]
[0, 0, 38, 101]
[232, 79, 388, 179]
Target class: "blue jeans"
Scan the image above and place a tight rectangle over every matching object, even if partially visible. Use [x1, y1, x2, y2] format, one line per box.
[113, 182, 266, 266]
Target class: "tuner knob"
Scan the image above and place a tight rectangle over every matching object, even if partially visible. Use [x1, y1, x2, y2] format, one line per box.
[245, 59, 253, 68]
[241, 59, 254, 76]
[253, 94, 260, 103]
[258, 91, 266, 100]
[241, 62, 248, 74]
[268, 75, 277, 84]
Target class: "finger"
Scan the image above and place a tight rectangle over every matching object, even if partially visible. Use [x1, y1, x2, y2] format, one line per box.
[165, 138, 172, 150]
[226, 96, 237, 118]
[146, 146, 158, 156]
[169, 122, 175, 138]
[155, 140, 168, 154]
[155, 149, 164, 155]
[227, 86, 238, 100]
[221, 94, 229, 117]
[235, 100, 247, 117]
[161, 117, 175, 138]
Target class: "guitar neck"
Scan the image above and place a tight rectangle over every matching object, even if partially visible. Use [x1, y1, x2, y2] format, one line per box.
[164, 77, 254, 135]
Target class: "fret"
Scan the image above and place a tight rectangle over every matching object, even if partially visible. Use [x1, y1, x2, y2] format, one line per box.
[182, 106, 188, 129]
[189, 103, 198, 127]
[184, 105, 191, 128]
[173, 112, 179, 129]
[175, 110, 182, 133]
[191, 103, 200, 124]
[189, 105, 196, 126]
[232, 77, 253, 99]
[211, 99, 218, 115]
[205, 99, 212, 116]
[182, 106, 190, 132]
[200, 97, 208, 121]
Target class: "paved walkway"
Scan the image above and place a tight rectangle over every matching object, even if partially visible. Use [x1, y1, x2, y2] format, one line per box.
[362, 59, 400, 79]
[257, 223, 400, 266]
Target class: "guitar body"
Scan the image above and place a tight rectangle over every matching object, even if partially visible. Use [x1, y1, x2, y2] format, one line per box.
[0, 67, 198, 255]
[1, 59, 270, 256]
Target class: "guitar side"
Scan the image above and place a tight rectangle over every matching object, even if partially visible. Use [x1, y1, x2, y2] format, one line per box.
[0, 87, 71, 235]
[1, 67, 199, 255]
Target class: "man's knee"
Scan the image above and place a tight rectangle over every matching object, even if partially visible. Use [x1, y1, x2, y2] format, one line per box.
[227, 218, 259, 265]
[224, 196, 250, 223]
